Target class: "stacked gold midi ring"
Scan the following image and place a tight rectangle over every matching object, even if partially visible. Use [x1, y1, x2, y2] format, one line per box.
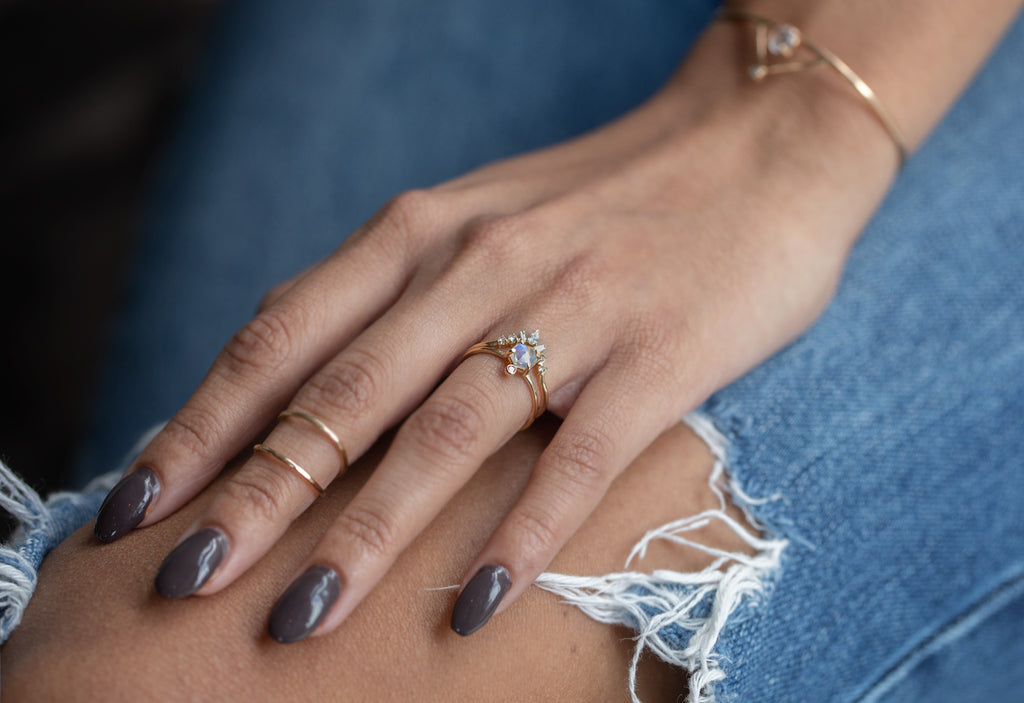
[251, 409, 348, 498]
[252, 444, 326, 498]
[463, 330, 548, 431]
[278, 409, 349, 470]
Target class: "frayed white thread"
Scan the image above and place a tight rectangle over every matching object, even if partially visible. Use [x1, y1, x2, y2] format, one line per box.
[0, 458, 47, 635]
[0, 457, 49, 639]
[0, 423, 161, 642]
[533, 411, 788, 703]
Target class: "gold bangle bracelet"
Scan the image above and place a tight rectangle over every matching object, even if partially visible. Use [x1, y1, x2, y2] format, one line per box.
[717, 6, 908, 168]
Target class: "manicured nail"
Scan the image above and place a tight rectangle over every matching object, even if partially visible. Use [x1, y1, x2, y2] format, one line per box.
[94, 467, 160, 543]
[451, 564, 511, 637]
[268, 565, 341, 643]
[154, 528, 229, 599]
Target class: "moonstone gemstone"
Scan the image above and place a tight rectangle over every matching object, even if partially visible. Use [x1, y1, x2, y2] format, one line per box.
[509, 343, 538, 371]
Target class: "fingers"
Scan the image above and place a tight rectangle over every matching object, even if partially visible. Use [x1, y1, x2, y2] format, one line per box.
[93, 208, 426, 543]
[266, 328, 584, 642]
[453, 348, 679, 635]
[153, 290, 489, 598]
[256, 267, 310, 313]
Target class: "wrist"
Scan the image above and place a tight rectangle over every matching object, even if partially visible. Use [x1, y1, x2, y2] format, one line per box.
[643, 19, 900, 249]
[674, 19, 901, 173]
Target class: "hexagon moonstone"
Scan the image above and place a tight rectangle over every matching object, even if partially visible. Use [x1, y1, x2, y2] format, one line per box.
[509, 343, 538, 371]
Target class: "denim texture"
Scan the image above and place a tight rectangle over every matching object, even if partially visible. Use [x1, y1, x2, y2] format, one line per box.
[5, 0, 1018, 700]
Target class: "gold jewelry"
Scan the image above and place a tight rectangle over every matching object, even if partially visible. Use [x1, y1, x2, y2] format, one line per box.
[278, 409, 349, 472]
[252, 443, 326, 498]
[717, 6, 908, 167]
[462, 330, 549, 431]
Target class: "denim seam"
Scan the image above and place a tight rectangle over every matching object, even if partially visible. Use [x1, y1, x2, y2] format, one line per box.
[853, 566, 1024, 703]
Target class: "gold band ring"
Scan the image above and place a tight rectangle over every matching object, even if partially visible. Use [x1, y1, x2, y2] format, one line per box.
[462, 330, 548, 431]
[252, 443, 326, 498]
[278, 409, 349, 471]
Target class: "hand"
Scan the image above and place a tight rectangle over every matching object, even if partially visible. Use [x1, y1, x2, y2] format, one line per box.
[93, 26, 895, 640]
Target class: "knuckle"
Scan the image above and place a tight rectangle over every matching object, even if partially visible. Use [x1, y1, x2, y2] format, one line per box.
[378, 189, 439, 241]
[507, 506, 560, 562]
[302, 346, 389, 421]
[402, 392, 489, 463]
[458, 216, 519, 269]
[221, 462, 292, 523]
[165, 404, 224, 460]
[335, 500, 397, 559]
[257, 281, 291, 312]
[546, 428, 615, 493]
[221, 306, 299, 376]
[549, 254, 601, 311]
[624, 316, 683, 382]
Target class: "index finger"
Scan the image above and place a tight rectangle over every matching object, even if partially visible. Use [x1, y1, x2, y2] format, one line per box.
[93, 226, 412, 543]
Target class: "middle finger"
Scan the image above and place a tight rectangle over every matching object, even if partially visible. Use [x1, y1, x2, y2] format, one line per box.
[267, 323, 592, 642]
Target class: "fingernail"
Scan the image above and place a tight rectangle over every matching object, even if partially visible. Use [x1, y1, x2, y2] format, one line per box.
[94, 467, 160, 543]
[268, 565, 341, 643]
[154, 528, 229, 599]
[451, 564, 511, 637]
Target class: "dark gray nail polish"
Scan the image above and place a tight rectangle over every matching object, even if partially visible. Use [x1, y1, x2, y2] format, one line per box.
[154, 528, 229, 599]
[94, 467, 160, 543]
[268, 565, 341, 643]
[451, 565, 511, 637]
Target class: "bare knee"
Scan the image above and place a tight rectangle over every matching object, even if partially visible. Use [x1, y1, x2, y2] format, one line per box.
[2, 422, 736, 702]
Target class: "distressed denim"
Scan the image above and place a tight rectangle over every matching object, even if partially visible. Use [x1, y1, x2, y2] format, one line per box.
[2, 1, 1022, 701]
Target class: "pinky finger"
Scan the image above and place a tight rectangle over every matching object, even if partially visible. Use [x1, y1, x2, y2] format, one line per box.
[450, 360, 678, 636]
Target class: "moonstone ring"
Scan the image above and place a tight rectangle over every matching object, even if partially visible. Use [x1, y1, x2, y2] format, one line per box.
[462, 330, 548, 430]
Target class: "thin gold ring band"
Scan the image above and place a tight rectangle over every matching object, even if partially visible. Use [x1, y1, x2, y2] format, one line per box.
[463, 345, 542, 430]
[252, 443, 326, 498]
[278, 409, 349, 471]
[462, 330, 549, 431]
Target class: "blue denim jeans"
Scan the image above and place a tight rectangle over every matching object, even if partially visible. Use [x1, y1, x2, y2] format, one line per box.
[2, 1, 1022, 701]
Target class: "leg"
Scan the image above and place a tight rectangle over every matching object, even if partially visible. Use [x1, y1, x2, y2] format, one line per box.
[4, 421, 747, 702]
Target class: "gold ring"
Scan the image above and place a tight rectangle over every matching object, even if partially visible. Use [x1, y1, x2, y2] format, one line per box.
[462, 330, 548, 431]
[278, 409, 349, 472]
[252, 443, 326, 498]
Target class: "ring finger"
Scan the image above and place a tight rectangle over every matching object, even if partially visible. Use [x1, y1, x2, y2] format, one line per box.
[265, 322, 595, 642]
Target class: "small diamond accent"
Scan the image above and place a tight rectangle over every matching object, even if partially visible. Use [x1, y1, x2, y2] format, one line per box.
[527, 330, 540, 345]
[767, 23, 800, 57]
[506, 364, 517, 375]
